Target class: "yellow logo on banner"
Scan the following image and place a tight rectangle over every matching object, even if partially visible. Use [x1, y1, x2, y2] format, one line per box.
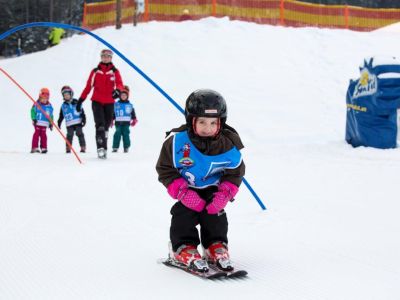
[360, 71, 369, 86]
[347, 103, 367, 112]
[353, 69, 377, 99]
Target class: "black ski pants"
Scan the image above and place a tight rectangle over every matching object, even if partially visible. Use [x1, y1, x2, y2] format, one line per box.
[66, 124, 86, 150]
[170, 186, 228, 252]
[92, 101, 114, 150]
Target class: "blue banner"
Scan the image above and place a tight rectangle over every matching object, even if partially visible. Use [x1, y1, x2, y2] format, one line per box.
[346, 57, 400, 149]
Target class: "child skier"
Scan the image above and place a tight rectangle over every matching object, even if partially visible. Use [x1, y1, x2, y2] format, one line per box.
[31, 88, 54, 154]
[111, 86, 137, 153]
[57, 86, 87, 153]
[156, 89, 245, 273]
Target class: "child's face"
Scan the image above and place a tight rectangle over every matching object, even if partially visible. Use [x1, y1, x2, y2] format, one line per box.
[194, 117, 220, 137]
[39, 90, 49, 103]
[120, 92, 128, 101]
[39, 96, 49, 103]
[63, 93, 72, 101]
[101, 54, 112, 64]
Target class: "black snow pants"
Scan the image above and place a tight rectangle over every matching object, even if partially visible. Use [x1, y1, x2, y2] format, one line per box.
[66, 124, 86, 150]
[170, 186, 228, 252]
[92, 101, 114, 150]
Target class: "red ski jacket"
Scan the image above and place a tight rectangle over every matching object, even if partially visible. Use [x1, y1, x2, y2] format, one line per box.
[80, 62, 124, 104]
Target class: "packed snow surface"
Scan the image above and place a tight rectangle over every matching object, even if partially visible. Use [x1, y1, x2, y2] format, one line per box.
[1, 18, 400, 299]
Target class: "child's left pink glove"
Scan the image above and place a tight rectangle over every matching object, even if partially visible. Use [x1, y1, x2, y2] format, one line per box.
[130, 119, 138, 127]
[206, 181, 239, 214]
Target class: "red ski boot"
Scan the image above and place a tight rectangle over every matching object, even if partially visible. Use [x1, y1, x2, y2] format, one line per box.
[205, 242, 234, 271]
[173, 244, 209, 272]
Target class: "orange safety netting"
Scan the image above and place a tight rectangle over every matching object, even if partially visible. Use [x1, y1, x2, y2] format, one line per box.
[82, 0, 400, 31]
[83, 0, 137, 30]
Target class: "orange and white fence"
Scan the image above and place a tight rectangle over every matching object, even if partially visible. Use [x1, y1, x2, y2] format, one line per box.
[83, 0, 137, 30]
[82, 0, 400, 32]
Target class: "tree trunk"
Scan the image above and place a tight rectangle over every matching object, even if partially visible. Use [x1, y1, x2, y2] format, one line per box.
[49, 0, 54, 22]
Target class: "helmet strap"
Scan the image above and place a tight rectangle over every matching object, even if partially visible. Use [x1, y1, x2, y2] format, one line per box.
[214, 118, 221, 137]
[192, 117, 198, 135]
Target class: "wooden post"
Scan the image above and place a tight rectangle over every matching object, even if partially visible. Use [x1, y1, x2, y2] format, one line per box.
[133, 0, 137, 26]
[82, 1, 87, 28]
[116, 0, 122, 29]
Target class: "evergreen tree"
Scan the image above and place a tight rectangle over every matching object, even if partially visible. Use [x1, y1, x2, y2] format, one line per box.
[0, 0, 84, 57]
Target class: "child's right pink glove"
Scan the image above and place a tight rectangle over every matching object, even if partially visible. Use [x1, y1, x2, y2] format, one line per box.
[167, 178, 206, 212]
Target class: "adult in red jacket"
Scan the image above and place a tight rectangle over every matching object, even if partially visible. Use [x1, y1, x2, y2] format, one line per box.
[77, 49, 124, 158]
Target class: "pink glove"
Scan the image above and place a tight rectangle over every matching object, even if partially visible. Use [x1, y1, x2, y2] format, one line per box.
[130, 119, 138, 127]
[167, 178, 206, 212]
[206, 181, 239, 214]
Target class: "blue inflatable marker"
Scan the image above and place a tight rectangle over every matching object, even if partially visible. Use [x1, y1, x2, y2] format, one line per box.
[345, 56, 400, 149]
[0, 22, 267, 210]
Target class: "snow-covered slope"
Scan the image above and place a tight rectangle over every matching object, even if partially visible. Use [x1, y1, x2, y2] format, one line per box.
[1, 18, 400, 299]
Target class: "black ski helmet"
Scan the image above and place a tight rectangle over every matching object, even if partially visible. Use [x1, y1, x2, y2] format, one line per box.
[61, 85, 73, 97]
[185, 89, 227, 127]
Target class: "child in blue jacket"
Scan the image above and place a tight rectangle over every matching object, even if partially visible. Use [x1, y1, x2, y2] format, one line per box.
[57, 86, 87, 153]
[112, 86, 138, 153]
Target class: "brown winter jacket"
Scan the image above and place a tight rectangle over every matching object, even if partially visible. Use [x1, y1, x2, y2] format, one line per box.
[156, 124, 245, 188]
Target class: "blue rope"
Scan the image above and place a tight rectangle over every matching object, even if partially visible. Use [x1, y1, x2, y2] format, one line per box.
[0, 22, 266, 210]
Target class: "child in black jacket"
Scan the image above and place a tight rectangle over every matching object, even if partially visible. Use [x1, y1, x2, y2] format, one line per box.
[57, 86, 86, 153]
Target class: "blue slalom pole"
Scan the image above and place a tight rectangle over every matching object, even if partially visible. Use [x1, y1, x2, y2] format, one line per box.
[0, 22, 266, 210]
[242, 178, 266, 210]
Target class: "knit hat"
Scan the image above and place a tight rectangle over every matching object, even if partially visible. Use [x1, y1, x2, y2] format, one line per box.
[121, 85, 130, 97]
[100, 49, 113, 57]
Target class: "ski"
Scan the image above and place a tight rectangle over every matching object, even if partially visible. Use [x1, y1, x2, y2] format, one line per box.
[226, 269, 248, 278]
[159, 258, 248, 279]
[208, 263, 248, 279]
[160, 257, 227, 279]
